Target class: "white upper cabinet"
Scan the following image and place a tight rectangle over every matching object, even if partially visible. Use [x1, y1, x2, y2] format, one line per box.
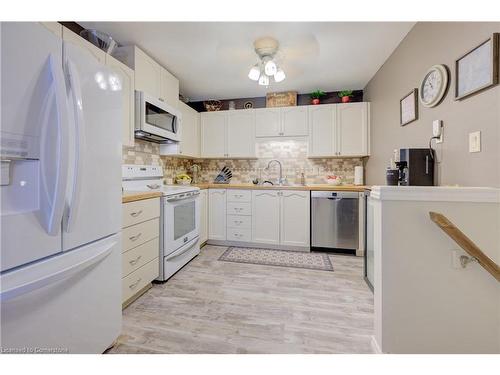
[308, 102, 370, 157]
[280, 191, 310, 247]
[201, 111, 227, 158]
[227, 110, 256, 158]
[251, 190, 280, 245]
[255, 108, 281, 137]
[308, 104, 337, 157]
[105, 54, 135, 147]
[113, 45, 179, 108]
[281, 106, 308, 136]
[62, 27, 105, 64]
[40, 22, 62, 37]
[255, 106, 308, 137]
[160, 67, 180, 109]
[200, 110, 256, 159]
[161, 101, 200, 157]
[337, 102, 370, 156]
[208, 189, 227, 241]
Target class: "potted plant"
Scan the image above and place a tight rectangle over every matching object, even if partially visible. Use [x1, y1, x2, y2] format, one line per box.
[310, 90, 326, 105]
[338, 90, 354, 103]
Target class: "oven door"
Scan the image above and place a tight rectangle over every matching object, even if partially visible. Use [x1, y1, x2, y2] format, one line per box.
[136, 91, 181, 142]
[162, 193, 200, 255]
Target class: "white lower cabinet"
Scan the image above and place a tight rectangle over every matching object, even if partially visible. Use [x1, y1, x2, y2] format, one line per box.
[251, 190, 281, 245]
[280, 191, 310, 247]
[121, 197, 160, 305]
[252, 190, 310, 248]
[199, 189, 208, 244]
[208, 189, 226, 240]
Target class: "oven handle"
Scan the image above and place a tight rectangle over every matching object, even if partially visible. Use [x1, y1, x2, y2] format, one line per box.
[166, 192, 200, 202]
[165, 239, 199, 261]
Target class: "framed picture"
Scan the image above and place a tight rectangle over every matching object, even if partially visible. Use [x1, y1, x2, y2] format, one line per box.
[400, 88, 418, 126]
[455, 33, 499, 100]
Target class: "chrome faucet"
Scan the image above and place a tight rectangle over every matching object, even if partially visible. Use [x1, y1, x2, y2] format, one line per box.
[266, 159, 287, 186]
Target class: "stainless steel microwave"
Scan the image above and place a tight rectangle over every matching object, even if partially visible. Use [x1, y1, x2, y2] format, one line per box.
[135, 91, 181, 143]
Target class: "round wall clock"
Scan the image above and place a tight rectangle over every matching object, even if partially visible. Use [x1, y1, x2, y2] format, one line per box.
[419, 64, 449, 107]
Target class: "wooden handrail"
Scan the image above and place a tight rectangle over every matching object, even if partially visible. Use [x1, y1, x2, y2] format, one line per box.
[429, 212, 500, 282]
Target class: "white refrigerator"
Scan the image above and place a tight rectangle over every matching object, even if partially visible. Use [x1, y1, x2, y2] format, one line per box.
[0, 23, 122, 353]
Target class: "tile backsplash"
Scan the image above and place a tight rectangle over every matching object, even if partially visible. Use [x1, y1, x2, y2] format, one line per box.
[123, 139, 365, 185]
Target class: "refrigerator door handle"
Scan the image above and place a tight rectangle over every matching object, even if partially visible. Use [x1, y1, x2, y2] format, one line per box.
[38, 54, 70, 235]
[0, 239, 116, 302]
[64, 59, 86, 233]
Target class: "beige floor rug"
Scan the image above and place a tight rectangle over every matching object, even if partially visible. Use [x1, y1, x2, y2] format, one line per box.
[218, 246, 334, 271]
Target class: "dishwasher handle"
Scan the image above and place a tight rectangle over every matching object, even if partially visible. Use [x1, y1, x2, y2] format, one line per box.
[311, 191, 360, 199]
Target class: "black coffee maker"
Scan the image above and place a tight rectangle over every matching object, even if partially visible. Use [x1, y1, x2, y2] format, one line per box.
[395, 148, 435, 186]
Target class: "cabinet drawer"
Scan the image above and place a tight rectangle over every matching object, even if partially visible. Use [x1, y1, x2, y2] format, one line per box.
[122, 218, 159, 252]
[122, 198, 160, 228]
[227, 202, 252, 216]
[122, 237, 159, 277]
[227, 190, 252, 202]
[227, 227, 251, 242]
[227, 215, 251, 229]
[122, 257, 159, 303]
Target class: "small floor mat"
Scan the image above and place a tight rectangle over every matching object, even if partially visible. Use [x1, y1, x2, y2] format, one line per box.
[218, 246, 333, 272]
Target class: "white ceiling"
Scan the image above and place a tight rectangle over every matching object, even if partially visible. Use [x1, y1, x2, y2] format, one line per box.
[81, 22, 414, 101]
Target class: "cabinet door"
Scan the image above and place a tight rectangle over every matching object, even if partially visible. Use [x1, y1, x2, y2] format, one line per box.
[281, 106, 308, 136]
[40, 22, 62, 37]
[160, 67, 179, 108]
[251, 190, 280, 245]
[199, 190, 208, 244]
[308, 104, 337, 157]
[280, 191, 310, 248]
[208, 189, 226, 240]
[178, 101, 200, 157]
[337, 102, 369, 156]
[106, 54, 135, 147]
[62, 27, 105, 64]
[201, 111, 227, 158]
[227, 109, 255, 158]
[255, 108, 281, 137]
[134, 47, 162, 99]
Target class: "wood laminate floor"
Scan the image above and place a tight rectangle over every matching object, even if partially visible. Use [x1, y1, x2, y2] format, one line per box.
[109, 245, 374, 354]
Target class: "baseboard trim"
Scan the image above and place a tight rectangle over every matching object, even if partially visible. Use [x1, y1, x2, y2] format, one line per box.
[207, 240, 310, 252]
[370, 335, 382, 354]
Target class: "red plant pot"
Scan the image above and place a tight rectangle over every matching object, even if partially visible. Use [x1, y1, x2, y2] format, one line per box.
[341, 96, 351, 103]
[312, 98, 320, 105]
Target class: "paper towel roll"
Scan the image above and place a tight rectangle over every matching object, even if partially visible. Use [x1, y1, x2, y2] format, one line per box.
[354, 166, 364, 185]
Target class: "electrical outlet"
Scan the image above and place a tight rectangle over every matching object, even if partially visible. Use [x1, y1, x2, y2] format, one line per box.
[433, 120, 443, 143]
[469, 131, 481, 153]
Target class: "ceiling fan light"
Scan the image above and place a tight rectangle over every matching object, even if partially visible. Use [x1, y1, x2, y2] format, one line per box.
[248, 64, 260, 81]
[258, 74, 270, 86]
[274, 68, 286, 83]
[264, 59, 277, 76]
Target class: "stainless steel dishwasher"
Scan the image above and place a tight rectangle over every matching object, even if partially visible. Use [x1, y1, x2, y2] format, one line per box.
[311, 191, 359, 253]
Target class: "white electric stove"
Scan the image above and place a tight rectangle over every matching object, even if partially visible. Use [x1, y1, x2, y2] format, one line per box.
[122, 165, 200, 281]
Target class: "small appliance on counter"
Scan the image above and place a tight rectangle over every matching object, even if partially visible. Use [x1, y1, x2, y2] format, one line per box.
[386, 168, 399, 186]
[392, 148, 435, 186]
[354, 166, 364, 185]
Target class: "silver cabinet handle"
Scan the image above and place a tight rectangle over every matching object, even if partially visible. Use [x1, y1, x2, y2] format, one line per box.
[129, 233, 142, 242]
[129, 255, 142, 266]
[130, 210, 143, 217]
[129, 278, 142, 289]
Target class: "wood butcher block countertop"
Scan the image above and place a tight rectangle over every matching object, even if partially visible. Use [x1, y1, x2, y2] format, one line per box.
[192, 183, 369, 192]
[122, 191, 163, 203]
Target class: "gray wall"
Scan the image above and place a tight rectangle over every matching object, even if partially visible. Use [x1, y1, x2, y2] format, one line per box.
[364, 22, 500, 187]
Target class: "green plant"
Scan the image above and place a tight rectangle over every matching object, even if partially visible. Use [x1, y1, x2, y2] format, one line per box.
[338, 90, 354, 98]
[310, 90, 326, 99]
